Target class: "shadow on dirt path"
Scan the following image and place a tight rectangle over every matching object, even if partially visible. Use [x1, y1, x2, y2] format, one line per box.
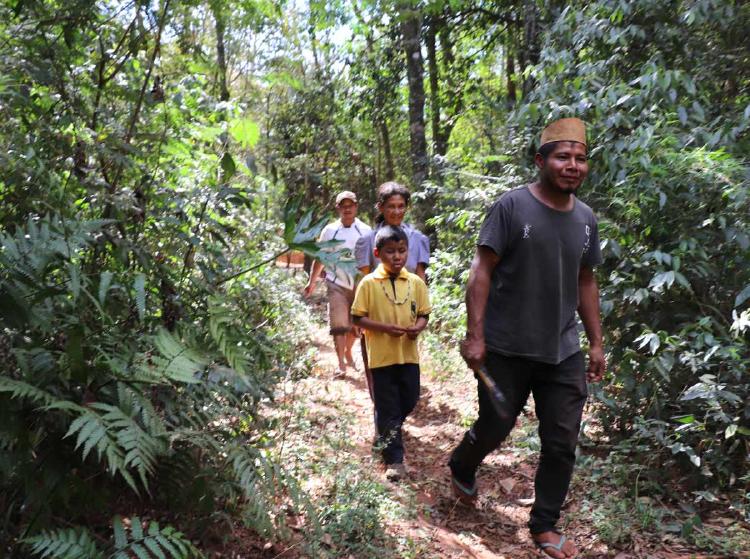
[298, 287, 730, 558]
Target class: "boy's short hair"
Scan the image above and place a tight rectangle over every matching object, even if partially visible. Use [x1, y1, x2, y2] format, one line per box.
[374, 225, 409, 250]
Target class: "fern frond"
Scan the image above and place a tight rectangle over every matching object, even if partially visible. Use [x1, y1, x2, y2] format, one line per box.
[24, 527, 105, 559]
[208, 300, 250, 378]
[92, 403, 168, 485]
[225, 444, 320, 539]
[63, 408, 138, 492]
[134, 273, 146, 321]
[116, 383, 167, 438]
[112, 516, 202, 559]
[0, 377, 57, 406]
[133, 329, 206, 384]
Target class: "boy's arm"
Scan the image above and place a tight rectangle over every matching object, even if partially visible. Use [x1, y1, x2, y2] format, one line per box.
[405, 315, 429, 339]
[405, 277, 431, 339]
[353, 315, 406, 337]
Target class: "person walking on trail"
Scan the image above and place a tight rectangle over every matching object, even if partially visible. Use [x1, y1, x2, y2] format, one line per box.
[351, 225, 431, 482]
[355, 181, 430, 281]
[355, 182, 431, 400]
[303, 190, 371, 376]
[447, 118, 605, 559]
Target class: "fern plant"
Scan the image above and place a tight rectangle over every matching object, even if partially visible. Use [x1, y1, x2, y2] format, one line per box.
[0, 211, 332, 554]
[25, 516, 201, 559]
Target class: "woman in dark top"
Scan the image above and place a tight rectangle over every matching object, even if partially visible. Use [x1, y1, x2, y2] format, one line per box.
[354, 181, 430, 280]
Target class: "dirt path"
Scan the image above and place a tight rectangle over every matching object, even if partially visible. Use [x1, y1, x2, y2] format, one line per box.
[296, 315, 605, 558]
[264, 294, 738, 558]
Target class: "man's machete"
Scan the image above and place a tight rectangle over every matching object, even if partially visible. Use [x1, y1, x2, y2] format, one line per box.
[475, 365, 513, 422]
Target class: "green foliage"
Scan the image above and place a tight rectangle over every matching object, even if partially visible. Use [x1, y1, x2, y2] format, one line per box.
[0, 0, 348, 553]
[513, 0, 750, 488]
[25, 528, 105, 559]
[572, 453, 750, 555]
[315, 472, 399, 557]
[424, 0, 750, 497]
[25, 516, 202, 559]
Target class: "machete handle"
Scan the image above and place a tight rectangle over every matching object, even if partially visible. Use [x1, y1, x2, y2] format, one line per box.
[476, 365, 513, 422]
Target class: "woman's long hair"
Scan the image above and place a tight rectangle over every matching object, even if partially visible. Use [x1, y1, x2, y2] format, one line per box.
[375, 181, 411, 224]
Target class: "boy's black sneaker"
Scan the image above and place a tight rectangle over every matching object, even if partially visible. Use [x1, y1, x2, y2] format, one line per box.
[385, 463, 406, 482]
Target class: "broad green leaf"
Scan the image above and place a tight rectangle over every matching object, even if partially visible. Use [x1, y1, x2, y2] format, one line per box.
[221, 152, 236, 178]
[677, 106, 688, 124]
[229, 118, 260, 148]
[68, 263, 81, 301]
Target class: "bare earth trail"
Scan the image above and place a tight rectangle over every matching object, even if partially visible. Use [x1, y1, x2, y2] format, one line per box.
[269, 292, 729, 559]
[301, 320, 599, 558]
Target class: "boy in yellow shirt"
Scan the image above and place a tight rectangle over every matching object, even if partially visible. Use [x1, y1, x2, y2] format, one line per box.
[351, 225, 431, 481]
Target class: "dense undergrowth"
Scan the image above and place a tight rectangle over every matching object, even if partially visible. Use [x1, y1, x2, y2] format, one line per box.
[423, 0, 750, 529]
[0, 1, 342, 555]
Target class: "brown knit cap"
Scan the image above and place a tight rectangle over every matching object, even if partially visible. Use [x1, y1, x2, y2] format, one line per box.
[540, 117, 587, 148]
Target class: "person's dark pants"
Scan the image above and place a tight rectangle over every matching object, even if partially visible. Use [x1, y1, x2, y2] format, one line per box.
[371, 363, 420, 465]
[449, 351, 587, 534]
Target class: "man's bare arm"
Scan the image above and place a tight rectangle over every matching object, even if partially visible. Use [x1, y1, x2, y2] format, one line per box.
[461, 246, 501, 371]
[303, 260, 326, 297]
[578, 266, 605, 382]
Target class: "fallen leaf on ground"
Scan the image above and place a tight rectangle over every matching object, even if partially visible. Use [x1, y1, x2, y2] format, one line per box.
[498, 477, 516, 494]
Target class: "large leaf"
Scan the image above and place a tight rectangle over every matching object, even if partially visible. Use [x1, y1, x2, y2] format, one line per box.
[228, 117, 260, 148]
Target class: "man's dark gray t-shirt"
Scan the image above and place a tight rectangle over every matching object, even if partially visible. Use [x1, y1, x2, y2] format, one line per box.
[478, 186, 602, 364]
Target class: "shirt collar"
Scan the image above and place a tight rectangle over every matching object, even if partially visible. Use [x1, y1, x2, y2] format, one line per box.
[336, 218, 358, 228]
[373, 264, 409, 280]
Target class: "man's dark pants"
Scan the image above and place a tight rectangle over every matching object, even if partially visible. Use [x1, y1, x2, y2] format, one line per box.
[449, 351, 587, 534]
[371, 363, 420, 465]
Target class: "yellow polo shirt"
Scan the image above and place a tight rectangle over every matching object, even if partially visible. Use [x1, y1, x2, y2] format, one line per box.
[351, 264, 431, 369]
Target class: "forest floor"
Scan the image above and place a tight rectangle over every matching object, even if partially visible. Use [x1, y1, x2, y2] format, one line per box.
[228, 288, 747, 559]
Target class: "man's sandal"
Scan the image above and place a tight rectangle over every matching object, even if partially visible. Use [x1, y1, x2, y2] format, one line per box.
[450, 473, 477, 506]
[535, 534, 575, 558]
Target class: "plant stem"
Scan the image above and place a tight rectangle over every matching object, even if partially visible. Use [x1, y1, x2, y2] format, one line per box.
[215, 250, 289, 286]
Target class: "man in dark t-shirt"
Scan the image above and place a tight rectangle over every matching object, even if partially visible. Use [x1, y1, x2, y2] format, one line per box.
[448, 118, 605, 559]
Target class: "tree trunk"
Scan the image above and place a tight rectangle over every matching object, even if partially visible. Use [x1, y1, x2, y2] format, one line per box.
[426, 16, 441, 158]
[521, 0, 540, 97]
[212, 3, 230, 102]
[379, 120, 395, 181]
[506, 42, 517, 103]
[438, 19, 460, 156]
[399, 5, 428, 187]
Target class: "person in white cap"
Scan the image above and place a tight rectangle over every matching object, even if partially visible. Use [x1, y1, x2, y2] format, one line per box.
[304, 190, 371, 376]
[448, 118, 605, 559]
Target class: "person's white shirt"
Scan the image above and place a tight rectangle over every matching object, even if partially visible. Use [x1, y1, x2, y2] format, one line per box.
[319, 217, 371, 290]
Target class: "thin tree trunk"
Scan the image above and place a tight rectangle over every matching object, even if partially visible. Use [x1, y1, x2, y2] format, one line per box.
[379, 120, 395, 181]
[426, 16, 441, 157]
[522, 0, 540, 97]
[399, 5, 428, 187]
[213, 4, 230, 101]
[438, 19, 459, 155]
[506, 42, 517, 103]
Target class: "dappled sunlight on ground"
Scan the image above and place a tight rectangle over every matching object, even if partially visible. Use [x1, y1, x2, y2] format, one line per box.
[256, 290, 743, 558]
